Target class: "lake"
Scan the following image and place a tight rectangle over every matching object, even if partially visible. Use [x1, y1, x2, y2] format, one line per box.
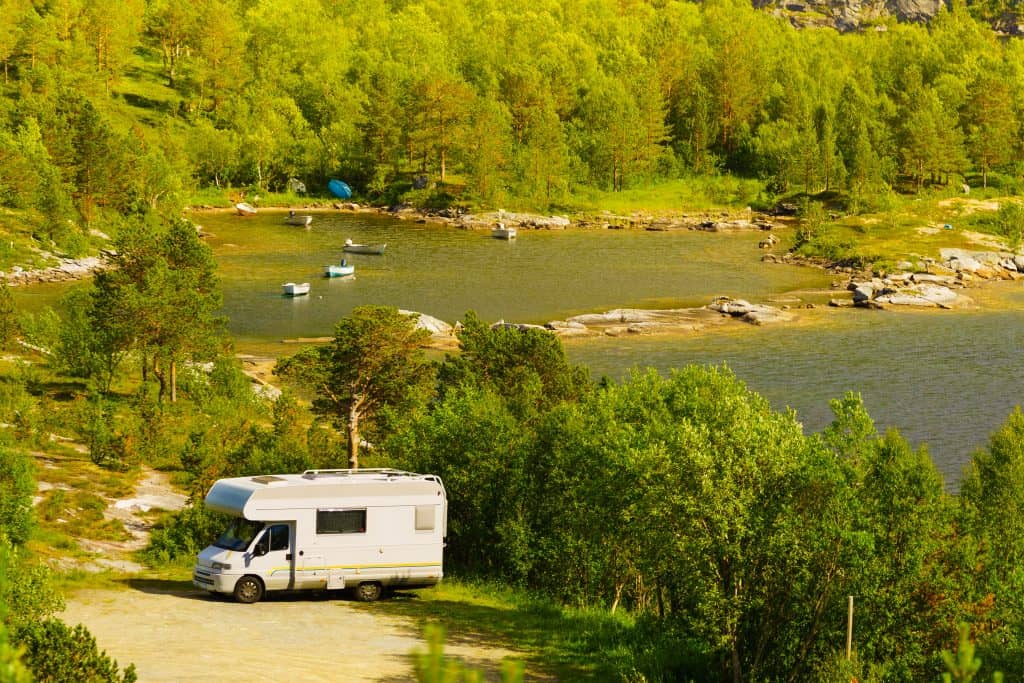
[18, 209, 1024, 486]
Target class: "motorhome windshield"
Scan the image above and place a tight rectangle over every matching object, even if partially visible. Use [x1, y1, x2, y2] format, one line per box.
[214, 519, 264, 551]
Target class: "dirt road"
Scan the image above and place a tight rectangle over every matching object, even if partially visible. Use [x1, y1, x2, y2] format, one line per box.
[63, 583, 524, 682]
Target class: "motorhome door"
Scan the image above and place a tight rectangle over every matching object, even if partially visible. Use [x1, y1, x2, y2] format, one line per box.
[249, 523, 294, 591]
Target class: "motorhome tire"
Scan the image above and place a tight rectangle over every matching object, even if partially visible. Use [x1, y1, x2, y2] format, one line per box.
[353, 582, 382, 602]
[233, 576, 264, 604]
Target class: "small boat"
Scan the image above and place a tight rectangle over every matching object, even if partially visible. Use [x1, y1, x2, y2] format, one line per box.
[282, 282, 310, 296]
[492, 222, 516, 240]
[324, 259, 355, 278]
[343, 238, 386, 255]
[328, 179, 352, 199]
[285, 213, 313, 227]
[236, 202, 257, 216]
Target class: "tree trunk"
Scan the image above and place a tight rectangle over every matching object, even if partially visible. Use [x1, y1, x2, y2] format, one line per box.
[347, 404, 361, 469]
[154, 364, 167, 402]
[170, 360, 177, 403]
[731, 638, 742, 683]
[611, 581, 624, 614]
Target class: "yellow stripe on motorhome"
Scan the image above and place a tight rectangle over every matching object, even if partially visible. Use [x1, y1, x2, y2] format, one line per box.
[268, 561, 441, 575]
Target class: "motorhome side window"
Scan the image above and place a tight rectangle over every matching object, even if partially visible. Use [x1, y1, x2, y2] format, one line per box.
[316, 509, 366, 534]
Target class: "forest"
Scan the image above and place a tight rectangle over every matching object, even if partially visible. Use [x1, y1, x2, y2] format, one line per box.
[2, 0, 1024, 245]
[3, 0, 1024, 680]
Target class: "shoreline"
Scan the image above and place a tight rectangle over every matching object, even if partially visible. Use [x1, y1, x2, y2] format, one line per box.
[8, 205, 1022, 351]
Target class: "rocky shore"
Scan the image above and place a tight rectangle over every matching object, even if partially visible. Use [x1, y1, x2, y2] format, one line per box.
[3, 253, 111, 286]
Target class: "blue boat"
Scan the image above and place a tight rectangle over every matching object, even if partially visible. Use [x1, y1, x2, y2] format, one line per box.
[328, 179, 352, 199]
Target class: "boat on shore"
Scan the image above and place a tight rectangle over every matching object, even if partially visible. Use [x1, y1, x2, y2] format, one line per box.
[328, 179, 352, 199]
[236, 202, 257, 216]
[492, 223, 516, 240]
[324, 260, 355, 278]
[282, 282, 310, 296]
[343, 238, 386, 255]
[285, 213, 312, 227]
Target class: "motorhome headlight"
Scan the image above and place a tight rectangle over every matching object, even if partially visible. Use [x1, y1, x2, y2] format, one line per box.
[210, 561, 232, 571]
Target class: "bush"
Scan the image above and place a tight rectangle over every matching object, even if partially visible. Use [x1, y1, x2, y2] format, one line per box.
[16, 619, 136, 683]
[144, 503, 228, 565]
[0, 449, 34, 545]
[0, 535, 63, 633]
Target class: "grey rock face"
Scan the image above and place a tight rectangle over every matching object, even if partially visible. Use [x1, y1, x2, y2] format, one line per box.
[758, 0, 944, 30]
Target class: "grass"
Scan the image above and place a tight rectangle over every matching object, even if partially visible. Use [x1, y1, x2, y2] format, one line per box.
[0, 208, 59, 272]
[564, 176, 767, 215]
[365, 578, 641, 681]
[798, 189, 1012, 269]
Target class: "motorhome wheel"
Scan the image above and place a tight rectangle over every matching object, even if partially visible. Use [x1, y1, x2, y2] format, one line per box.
[233, 576, 264, 604]
[354, 582, 382, 602]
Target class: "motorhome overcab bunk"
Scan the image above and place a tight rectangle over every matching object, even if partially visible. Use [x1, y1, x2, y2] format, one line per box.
[192, 469, 447, 603]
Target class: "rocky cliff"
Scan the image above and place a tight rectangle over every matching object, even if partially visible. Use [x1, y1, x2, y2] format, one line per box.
[752, 0, 946, 31]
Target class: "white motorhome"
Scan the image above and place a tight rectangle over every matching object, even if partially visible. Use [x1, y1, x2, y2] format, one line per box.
[192, 469, 447, 603]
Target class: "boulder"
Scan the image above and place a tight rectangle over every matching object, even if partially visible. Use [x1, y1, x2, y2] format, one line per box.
[400, 310, 453, 336]
[708, 296, 794, 324]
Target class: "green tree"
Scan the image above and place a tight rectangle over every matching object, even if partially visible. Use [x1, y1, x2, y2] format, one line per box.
[0, 283, 18, 352]
[389, 384, 532, 578]
[17, 620, 136, 683]
[144, 0, 199, 88]
[89, 217, 223, 401]
[0, 449, 34, 546]
[276, 306, 434, 469]
[963, 70, 1018, 188]
[960, 408, 1024, 676]
[900, 88, 967, 190]
[460, 98, 512, 204]
[437, 312, 589, 419]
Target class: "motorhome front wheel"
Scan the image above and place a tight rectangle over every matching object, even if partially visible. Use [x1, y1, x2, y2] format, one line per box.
[233, 576, 264, 604]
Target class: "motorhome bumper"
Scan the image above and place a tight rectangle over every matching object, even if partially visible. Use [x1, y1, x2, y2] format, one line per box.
[192, 568, 238, 593]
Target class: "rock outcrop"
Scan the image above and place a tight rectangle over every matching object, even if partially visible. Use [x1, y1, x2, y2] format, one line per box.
[753, 0, 944, 30]
[3, 254, 110, 286]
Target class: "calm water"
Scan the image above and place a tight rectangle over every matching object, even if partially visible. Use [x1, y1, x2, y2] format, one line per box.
[567, 304, 1024, 486]
[17, 210, 1024, 485]
[198, 211, 831, 340]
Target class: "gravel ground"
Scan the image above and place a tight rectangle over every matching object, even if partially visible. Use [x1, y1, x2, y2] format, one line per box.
[63, 584, 524, 682]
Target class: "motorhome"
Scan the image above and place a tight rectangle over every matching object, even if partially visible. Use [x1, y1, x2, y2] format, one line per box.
[192, 469, 447, 603]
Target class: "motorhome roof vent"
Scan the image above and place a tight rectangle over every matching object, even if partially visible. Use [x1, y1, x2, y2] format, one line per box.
[251, 475, 288, 485]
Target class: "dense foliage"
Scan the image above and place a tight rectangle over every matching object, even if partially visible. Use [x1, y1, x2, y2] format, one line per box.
[2, 0, 1024, 242]
[0, 449, 135, 682]
[6, 0, 1024, 677]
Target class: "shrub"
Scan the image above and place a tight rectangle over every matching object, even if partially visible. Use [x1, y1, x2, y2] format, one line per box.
[16, 619, 136, 683]
[0, 449, 34, 545]
[144, 503, 229, 565]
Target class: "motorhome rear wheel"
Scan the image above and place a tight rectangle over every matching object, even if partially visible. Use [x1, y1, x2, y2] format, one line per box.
[234, 576, 264, 604]
[353, 582, 382, 602]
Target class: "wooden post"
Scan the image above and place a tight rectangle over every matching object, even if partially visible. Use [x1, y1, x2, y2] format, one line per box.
[846, 595, 854, 660]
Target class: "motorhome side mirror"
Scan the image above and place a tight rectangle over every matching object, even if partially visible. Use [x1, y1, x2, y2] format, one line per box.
[253, 543, 268, 557]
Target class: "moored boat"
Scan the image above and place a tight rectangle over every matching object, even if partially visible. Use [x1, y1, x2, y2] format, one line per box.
[285, 212, 313, 227]
[236, 202, 257, 216]
[282, 282, 311, 296]
[491, 222, 516, 240]
[343, 238, 386, 255]
[324, 260, 355, 278]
